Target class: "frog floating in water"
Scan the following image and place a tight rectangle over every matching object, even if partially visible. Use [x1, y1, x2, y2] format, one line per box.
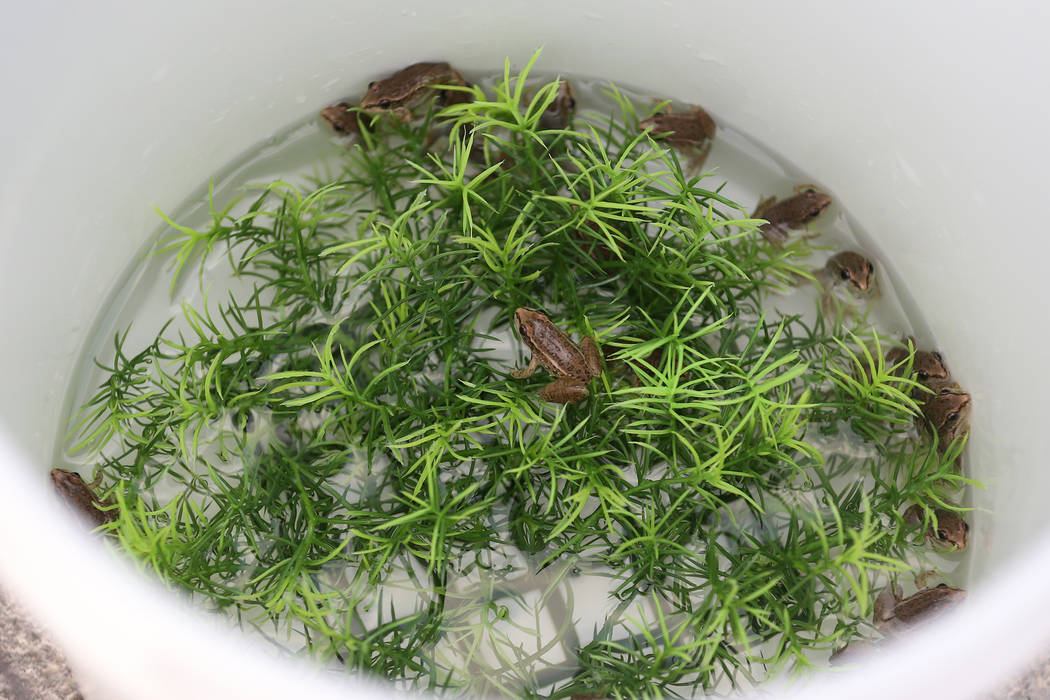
[537, 79, 576, 130]
[810, 250, 877, 317]
[918, 379, 972, 452]
[321, 60, 471, 135]
[752, 187, 832, 245]
[830, 583, 967, 665]
[359, 61, 470, 121]
[874, 584, 967, 635]
[903, 504, 969, 550]
[886, 338, 949, 388]
[511, 308, 603, 404]
[639, 105, 716, 172]
[320, 102, 363, 136]
[50, 468, 116, 529]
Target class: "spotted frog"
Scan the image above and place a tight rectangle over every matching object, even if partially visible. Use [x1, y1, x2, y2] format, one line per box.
[511, 308, 603, 404]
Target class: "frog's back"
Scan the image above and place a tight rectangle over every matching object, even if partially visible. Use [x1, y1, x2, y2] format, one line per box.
[531, 323, 589, 380]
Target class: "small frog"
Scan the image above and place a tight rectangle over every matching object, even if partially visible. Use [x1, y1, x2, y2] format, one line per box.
[320, 102, 363, 136]
[903, 504, 970, 550]
[819, 251, 876, 294]
[639, 105, 717, 172]
[752, 187, 832, 245]
[811, 251, 876, 317]
[874, 584, 966, 635]
[511, 308, 603, 404]
[359, 61, 469, 121]
[50, 468, 116, 529]
[537, 79, 576, 130]
[918, 379, 972, 451]
[886, 338, 949, 387]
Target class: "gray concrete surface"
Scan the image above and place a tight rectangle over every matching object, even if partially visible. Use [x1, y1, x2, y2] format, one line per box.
[1, 582, 1046, 699]
[0, 587, 82, 700]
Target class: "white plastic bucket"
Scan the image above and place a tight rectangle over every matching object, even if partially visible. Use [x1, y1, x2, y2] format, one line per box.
[2, 2, 1049, 697]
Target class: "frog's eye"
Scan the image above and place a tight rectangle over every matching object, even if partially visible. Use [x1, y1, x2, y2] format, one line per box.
[368, 81, 377, 89]
[917, 369, 930, 379]
[568, 97, 577, 109]
[936, 583, 948, 589]
[379, 99, 392, 109]
[936, 529, 949, 541]
[945, 411, 959, 423]
[839, 268, 852, 281]
[518, 323, 528, 338]
[866, 262, 875, 275]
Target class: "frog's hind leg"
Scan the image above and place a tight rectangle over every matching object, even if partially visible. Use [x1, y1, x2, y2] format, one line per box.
[759, 222, 790, 246]
[539, 378, 589, 404]
[753, 197, 787, 246]
[580, 337, 604, 376]
[873, 585, 901, 624]
[683, 141, 712, 177]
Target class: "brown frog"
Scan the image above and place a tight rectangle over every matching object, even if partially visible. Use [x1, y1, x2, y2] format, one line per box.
[874, 584, 966, 635]
[918, 379, 972, 452]
[537, 79, 576, 130]
[820, 251, 876, 294]
[359, 61, 470, 121]
[903, 504, 970, 550]
[511, 308, 603, 404]
[50, 468, 116, 529]
[886, 339, 949, 387]
[320, 102, 363, 136]
[812, 251, 877, 317]
[639, 106, 717, 172]
[752, 187, 832, 245]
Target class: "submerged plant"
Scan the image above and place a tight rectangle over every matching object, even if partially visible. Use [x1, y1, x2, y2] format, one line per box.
[65, 50, 972, 697]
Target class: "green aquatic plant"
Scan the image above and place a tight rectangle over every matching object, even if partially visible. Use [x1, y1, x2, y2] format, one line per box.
[65, 50, 974, 697]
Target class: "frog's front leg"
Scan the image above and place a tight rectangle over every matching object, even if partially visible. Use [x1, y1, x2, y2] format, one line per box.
[511, 354, 541, 379]
[392, 106, 415, 123]
[539, 378, 589, 404]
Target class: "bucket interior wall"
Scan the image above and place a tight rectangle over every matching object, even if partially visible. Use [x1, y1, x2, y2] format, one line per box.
[2, 2, 1049, 698]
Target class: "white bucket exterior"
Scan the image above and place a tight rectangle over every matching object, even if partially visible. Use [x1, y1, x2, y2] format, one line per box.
[2, 2, 1049, 697]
